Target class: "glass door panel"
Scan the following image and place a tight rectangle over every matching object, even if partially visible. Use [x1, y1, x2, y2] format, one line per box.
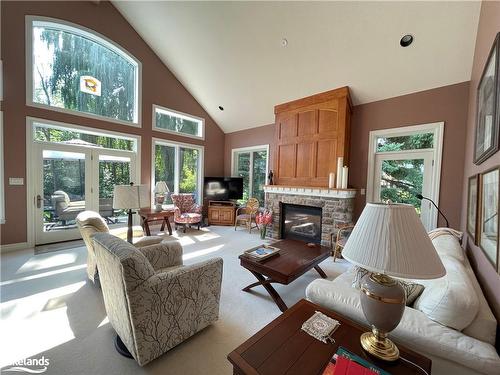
[235, 152, 250, 202]
[98, 154, 131, 228]
[36, 146, 90, 244]
[154, 144, 175, 204]
[179, 147, 200, 201]
[252, 150, 267, 203]
[373, 150, 433, 230]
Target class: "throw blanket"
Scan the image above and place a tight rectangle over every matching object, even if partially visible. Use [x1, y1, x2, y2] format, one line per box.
[428, 227, 463, 242]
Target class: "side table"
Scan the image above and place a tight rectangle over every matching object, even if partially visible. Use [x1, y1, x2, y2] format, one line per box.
[138, 208, 174, 236]
[228, 299, 431, 375]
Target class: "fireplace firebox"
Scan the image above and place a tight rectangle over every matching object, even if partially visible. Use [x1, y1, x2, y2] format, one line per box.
[280, 203, 322, 244]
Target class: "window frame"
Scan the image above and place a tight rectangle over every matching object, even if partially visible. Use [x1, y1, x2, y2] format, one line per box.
[366, 122, 444, 230]
[153, 104, 205, 140]
[152, 137, 204, 205]
[231, 144, 269, 201]
[0, 111, 4, 224]
[25, 16, 142, 128]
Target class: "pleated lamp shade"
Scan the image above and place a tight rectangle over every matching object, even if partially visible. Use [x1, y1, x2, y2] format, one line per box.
[113, 184, 150, 210]
[342, 203, 446, 279]
[154, 181, 169, 194]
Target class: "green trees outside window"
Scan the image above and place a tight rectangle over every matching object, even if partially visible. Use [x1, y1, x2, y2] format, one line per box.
[32, 20, 138, 123]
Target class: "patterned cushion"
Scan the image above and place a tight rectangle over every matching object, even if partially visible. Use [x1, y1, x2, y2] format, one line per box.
[175, 213, 202, 224]
[351, 266, 424, 306]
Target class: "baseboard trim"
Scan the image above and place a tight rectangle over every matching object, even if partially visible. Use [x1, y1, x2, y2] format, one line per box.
[0, 242, 31, 253]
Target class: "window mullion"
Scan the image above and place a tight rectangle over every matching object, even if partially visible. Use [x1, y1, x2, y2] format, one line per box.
[249, 151, 254, 198]
[174, 146, 180, 194]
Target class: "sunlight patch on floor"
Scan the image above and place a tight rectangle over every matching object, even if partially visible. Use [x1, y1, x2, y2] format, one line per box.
[16, 253, 79, 274]
[183, 245, 224, 261]
[1, 264, 87, 287]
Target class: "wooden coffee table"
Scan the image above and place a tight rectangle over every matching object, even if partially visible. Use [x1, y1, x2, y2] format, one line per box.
[228, 299, 431, 375]
[239, 239, 330, 312]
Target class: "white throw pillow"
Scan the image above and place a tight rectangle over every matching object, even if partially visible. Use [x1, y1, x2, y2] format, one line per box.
[431, 235, 465, 263]
[413, 256, 479, 330]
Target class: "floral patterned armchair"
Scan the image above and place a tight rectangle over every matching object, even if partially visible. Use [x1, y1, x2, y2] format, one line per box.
[171, 193, 202, 233]
[92, 233, 223, 366]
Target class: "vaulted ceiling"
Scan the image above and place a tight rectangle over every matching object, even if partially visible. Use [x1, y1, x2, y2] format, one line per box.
[113, 1, 481, 133]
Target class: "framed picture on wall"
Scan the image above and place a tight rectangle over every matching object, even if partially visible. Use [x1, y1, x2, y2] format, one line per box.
[474, 32, 500, 165]
[479, 167, 499, 269]
[467, 174, 479, 243]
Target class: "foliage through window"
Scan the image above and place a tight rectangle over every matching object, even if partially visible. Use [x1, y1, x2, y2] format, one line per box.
[376, 133, 433, 211]
[155, 142, 202, 204]
[34, 124, 135, 151]
[233, 147, 268, 204]
[154, 105, 204, 139]
[31, 19, 139, 123]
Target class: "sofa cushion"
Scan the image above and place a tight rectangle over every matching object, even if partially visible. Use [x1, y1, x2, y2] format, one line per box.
[431, 234, 465, 263]
[413, 256, 479, 330]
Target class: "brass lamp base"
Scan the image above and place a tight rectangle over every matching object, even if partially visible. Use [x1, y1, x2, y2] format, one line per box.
[360, 328, 400, 361]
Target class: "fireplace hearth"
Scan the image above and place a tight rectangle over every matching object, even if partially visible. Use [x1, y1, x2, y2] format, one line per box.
[280, 203, 322, 244]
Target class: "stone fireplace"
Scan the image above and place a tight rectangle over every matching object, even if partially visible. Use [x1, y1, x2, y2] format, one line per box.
[264, 186, 356, 247]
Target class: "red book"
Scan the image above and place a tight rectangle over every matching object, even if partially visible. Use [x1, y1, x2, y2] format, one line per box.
[334, 356, 378, 375]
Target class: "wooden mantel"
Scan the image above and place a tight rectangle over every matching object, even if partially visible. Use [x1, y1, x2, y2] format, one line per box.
[264, 185, 356, 199]
[273, 87, 352, 187]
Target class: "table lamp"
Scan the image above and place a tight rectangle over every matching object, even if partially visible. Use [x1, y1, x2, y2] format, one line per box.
[341, 203, 445, 361]
[113, 183, 150, 243]
[153, 181, 169, 212]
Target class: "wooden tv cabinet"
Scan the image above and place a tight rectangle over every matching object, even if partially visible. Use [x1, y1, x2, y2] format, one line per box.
[208, 201, 236, 226]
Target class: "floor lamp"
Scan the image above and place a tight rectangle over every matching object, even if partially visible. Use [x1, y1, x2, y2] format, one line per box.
[113, 183, 150, 243]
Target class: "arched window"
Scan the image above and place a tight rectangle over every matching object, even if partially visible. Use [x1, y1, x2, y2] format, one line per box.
[27, 17, 141, 126]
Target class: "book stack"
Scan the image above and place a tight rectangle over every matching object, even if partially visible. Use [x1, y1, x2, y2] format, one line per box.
[243, 245, 280, 261]
[322, 347, 390, 375]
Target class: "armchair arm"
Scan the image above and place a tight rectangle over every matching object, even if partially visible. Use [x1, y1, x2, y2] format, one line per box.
[235, 206, 247, 215]
[189, 203, 202, 214]
[138, 240, 183, 270]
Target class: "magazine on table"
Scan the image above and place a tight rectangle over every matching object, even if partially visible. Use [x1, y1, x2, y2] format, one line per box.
[244, 245, 280, 261]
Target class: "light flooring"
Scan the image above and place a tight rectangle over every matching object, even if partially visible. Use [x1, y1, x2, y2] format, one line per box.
[1, 226, 350, 374]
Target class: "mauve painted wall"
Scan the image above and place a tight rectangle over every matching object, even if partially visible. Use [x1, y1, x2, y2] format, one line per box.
[223, 124, 275, 176]
[0, 1, 225, 245]
[350, 82, 470, 229]
[460, 0, 500, 320]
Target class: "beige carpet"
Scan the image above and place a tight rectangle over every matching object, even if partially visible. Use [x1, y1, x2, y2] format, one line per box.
[0, 226, 350, 374]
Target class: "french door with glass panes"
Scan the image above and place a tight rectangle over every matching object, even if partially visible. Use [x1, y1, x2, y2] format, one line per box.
[232, 146, 268, 203]
[34, 143, 137, 244]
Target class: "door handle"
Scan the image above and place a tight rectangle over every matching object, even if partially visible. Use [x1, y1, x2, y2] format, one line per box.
[36, 195, 43, 208]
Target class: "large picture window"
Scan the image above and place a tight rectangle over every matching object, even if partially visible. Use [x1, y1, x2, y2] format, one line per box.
[154, 105, 204, 140]
[28, 17, 140, 125]
[232, 145, 269, 203]
[154, 139, 204, 204]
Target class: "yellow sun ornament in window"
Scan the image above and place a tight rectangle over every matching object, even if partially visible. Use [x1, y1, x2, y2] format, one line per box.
[79, 76, 101, 96]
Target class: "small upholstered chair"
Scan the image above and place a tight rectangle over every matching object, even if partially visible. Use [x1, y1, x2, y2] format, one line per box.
[76, 211, 163, 283]
[92, 233, 223, 366]
[170, 193, 202, 233]
[234, 198, 259, 233]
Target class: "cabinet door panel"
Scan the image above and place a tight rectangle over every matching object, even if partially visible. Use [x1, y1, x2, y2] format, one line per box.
[316, 140, 337, 178]
[278, 144, 296, 178]
[296, 142, 314, 178]
[318, 109, 338, 135]
[297, 110, 317, 137]
[278, 115, 298, 140]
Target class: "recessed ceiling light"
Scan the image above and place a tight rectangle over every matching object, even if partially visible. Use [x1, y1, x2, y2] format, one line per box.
[218, 106, 224, 111]
[281, 38, 288, 47]
[400, 34, 414, 47]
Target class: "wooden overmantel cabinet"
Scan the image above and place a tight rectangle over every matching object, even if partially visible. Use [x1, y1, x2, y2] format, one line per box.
[273, 87, 352, 187]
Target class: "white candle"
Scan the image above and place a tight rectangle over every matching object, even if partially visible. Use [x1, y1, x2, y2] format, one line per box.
[329, 172, 335, 189]
[336, 157, 343, 188]
[341, 166, 349, 189]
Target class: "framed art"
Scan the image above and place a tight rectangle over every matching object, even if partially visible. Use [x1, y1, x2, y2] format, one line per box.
[474, 32, 500, 165]
[467, 174, 479, 243]
[479, 167, 499, 269]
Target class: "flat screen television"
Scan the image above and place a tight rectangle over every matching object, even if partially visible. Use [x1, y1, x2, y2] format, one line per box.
[204, 177, 243, 201]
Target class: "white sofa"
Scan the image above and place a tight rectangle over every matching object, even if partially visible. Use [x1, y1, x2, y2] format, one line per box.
[306, 231, 500, 375]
